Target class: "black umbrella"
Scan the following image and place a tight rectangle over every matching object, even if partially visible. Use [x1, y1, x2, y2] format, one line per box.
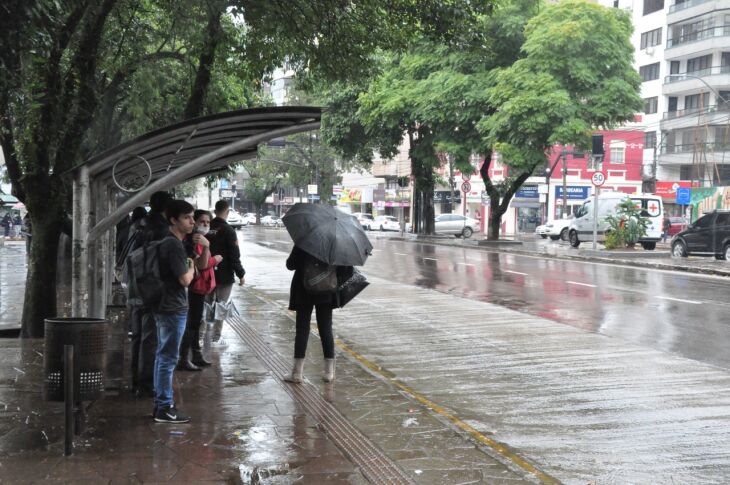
[282, 203, 373, 266]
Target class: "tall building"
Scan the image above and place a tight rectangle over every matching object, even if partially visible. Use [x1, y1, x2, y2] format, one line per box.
[607, 0, 730, 212]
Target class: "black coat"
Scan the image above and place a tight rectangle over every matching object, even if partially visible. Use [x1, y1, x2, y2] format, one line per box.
[286, 246, 351, 311]
[209, 217, 245, 285]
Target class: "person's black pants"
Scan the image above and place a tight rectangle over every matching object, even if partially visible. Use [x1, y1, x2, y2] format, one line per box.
[130, 307, 157, 393]
[180, 291, 205, 357]
[294, 303, 334, 359]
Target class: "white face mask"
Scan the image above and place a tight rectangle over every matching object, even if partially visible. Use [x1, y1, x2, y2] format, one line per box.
[196, 225, 209, 235]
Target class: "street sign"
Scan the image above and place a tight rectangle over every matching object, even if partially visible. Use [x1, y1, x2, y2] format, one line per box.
[307, 184, 318, 195]
[676, 187, 691, 205]
[462, 173, 471, 182]
[308, 194, 320, 201]
[591, 172, 606, 187]
[220, 189, 233, 198]
[461, 181, 471, 193]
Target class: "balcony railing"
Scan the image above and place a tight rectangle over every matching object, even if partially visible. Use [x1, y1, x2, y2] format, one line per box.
[662, 103, 730, 120]
[662, 141, 730, 154]
[668, 0, 713, 14]
[667, 25, 730, 48]
[664, 65, 730, 83]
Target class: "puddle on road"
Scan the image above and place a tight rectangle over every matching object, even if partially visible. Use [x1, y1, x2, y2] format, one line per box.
[238, 463, 291, 484]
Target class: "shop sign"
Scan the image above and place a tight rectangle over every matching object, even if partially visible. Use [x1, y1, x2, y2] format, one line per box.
[655, 181, 696, 198]
[515, 185, 539, 199]
[332, 184, 343, 194]
[554, 186, 590, 200]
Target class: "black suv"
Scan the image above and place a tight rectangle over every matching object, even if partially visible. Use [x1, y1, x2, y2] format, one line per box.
[671, 210, 730, 260]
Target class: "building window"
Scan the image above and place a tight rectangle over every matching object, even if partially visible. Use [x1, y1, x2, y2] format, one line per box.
[685, 92, 710, 111]
[643, 0, 664, 16]
[719, 91, 730, 109]
[640, 28, 662, 49]
[669, 17, 715, 47]
[645, 131, 657, 148]
[680, 164, 704, 180]
[686, 54, 713, 74]
[609, 140, 626, 164]
[722, 52, 730, 73]
[640, 63, 660, 81]
[644, 97, 658, 114]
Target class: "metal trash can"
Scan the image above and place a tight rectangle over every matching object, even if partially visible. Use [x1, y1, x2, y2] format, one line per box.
[43, 318, 109, 402]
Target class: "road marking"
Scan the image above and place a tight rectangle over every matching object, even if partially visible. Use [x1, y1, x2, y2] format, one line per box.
[371, 249, 382, 252]
[423, 257, 438, 262]
[504, 270, 527, 276]
[566, 281, 597, 288]
[336, 339, 560, 485]
[274, 240, 290, 244]
[457, 262, 475, 267]
[657, 296, 702, 305]
[394, 252, 407, 256]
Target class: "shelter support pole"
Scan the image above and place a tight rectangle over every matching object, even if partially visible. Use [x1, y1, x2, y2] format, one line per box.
[71, 166, 90, 317]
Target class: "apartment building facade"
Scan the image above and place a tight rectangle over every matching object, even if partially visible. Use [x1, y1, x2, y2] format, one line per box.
[607, 0, 730, 215]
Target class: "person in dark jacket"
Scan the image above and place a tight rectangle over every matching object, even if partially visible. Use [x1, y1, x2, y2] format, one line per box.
[284, 245, 344, 383]
[208, 200, 245, 342]
[1, 213, 12, 237]
[130, 191, 172, 398]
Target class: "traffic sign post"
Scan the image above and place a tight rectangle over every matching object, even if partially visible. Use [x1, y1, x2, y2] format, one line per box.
[591, 172, 605, 249]
[461, 181, 471, 216]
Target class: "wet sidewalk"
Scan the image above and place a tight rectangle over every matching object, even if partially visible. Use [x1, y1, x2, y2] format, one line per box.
[0, 260, 534, 483]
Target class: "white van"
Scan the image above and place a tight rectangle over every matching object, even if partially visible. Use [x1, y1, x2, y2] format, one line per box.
[568, 191, 663, 250]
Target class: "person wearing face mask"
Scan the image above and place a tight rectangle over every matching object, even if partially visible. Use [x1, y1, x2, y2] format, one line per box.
[178, 210, 222, 370]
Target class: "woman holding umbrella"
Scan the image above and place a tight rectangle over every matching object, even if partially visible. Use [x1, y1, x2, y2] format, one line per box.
[282, 203, 372, 383]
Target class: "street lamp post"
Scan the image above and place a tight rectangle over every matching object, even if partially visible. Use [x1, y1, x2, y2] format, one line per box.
[231, 181, 237, 210]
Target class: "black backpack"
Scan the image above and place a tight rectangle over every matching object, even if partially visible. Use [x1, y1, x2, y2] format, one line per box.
[125, 237, 169, 310]
[302, 258, 337, 295]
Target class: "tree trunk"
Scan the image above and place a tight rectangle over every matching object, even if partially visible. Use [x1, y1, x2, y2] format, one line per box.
[488, 211, 502, 240]
[21, 213, 63, 338]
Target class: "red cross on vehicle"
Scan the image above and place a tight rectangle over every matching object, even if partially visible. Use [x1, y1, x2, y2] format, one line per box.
[649, 202, 658, 213]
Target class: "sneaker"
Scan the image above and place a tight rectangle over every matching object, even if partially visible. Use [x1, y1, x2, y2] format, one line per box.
[154, 406, 191, 424]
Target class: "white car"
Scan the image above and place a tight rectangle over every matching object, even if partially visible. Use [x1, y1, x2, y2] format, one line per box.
[543, 218, 572, 241]
[434, 214, 479, 238]
[260, 215, 283, 227]
[242, 213, 257, 225]
[227, 209, 244, 228]
[352, 212, 375, 230]
[374, 215, 400, 232]
[535, 224, 549, 238]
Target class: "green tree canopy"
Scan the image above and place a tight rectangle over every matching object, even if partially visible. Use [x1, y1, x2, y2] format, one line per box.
[0, 0, 495, 336]
[479, 0, 642, 238]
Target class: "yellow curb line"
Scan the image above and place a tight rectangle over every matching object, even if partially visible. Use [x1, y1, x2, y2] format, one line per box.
[336, 338, 562, 485]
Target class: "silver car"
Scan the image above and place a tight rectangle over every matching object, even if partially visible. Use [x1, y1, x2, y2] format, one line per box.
[434, 214, 479, 238]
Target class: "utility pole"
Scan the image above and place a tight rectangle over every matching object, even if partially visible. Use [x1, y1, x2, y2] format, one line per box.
[561, 149, 568, 218]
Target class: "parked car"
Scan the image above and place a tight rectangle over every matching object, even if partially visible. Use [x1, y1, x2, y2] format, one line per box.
[434, 213, 479, 238]
[374, 215, 400, 232]
[260, 215, 283, 227]
[543, 218, 572, 241]
[226, 209, 244, 228]
[242, 212, 257, 225]
[671, 210, 730, 260]
[535, 223, 549, 238]
[666, 216, 689, 237]
[352, 212, 375, 230]
[568, 192, 663, 250]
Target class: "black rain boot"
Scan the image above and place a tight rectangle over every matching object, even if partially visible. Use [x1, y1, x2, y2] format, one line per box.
[176, 349, 201, 371]
[191, 349, 211, 367]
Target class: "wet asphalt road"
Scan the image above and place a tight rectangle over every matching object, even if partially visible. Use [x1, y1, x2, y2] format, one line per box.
[246, 227, 730, 371]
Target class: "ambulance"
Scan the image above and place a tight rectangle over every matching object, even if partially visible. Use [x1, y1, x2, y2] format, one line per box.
[567, 191, 664, 250]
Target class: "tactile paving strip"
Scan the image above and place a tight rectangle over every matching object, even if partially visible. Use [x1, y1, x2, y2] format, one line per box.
[227, 315, 418, 485]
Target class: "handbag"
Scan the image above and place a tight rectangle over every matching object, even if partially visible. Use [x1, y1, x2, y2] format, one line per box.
[302, 258, 338, 295]
[337, 268, 369, 308]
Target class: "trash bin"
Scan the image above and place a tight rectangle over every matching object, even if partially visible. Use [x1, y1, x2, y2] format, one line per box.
[43, 318, 109, 402]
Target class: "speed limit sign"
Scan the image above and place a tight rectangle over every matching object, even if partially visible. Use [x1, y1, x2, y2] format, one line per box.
[461, 181, 471, 192]
[591, 172, 606, 187]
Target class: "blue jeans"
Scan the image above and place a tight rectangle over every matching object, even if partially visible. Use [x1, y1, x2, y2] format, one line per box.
[153, 312, 186, 408]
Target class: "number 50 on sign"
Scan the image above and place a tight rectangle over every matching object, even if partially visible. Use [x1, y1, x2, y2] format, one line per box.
[591, 172, 606, 187]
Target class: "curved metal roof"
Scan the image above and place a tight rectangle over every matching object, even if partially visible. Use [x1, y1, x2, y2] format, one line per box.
[80, 106, 322, 191]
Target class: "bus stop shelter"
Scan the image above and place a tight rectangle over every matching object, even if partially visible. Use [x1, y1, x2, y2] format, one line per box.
[70, 106, 321, 318]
